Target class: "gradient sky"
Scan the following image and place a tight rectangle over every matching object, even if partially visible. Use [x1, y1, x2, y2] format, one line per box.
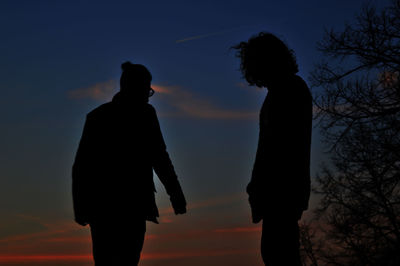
[0, 0, 391, 265]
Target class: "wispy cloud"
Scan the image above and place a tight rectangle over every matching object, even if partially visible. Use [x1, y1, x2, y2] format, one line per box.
[157, 85, 257, 119]
[159, 193, 243, 215]
[0, 214, 79, 244]
[0, 211, 260, 264]
[0, 214, 91, 258]
[0, 249, 258, 263]
[0, 254, 92, 263]
[214, 226, 261, 233]
[176, 27, 243, 43]
[236, 82, 262, 92]
[68, 81, 257, 120]
[142, 248, 257, 259]
[68, 80, 118, 100]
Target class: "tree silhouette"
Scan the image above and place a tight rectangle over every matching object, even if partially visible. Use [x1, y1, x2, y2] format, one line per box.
[299, 222, 321, 266]
[311, 0, 400, 265]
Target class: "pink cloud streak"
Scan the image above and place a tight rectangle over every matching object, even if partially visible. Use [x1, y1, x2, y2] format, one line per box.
[68, 81, 257, 120]
[214, 226, 261, 233]
[0, 248, 258, 263]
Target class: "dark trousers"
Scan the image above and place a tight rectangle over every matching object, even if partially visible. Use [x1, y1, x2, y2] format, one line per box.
[261, 217, 301, 266]
[90, 219, 146, 266]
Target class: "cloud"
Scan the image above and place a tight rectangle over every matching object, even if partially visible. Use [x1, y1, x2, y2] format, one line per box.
[236, 82, 263, 92]
[156, 85, 257, 119]
[0, 215, 90, 256]
[0, 209, 261, 264]
[142, 248, 257, 259]
[68, 80, 118, 101]
[214, 226, 261, 233]
[187, 193, 243, 210]
[159, 193, 243, 215]
[0, 249, 258, 263]
[0, 214, 78, 244]
[0, 254, 92, 263]
[68, 81, 257, 120]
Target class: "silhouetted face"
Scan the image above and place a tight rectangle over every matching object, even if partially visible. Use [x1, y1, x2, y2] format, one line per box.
[120, 65, 153, 103]
[121, 81, 153, 103]
[119, 62, 153, 103]
[244, 55, 281, 88]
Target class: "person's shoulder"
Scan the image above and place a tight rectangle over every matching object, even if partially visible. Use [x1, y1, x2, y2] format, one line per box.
[86, 102, 113, 119]
[292, 75, 309, 89]
[146, 103, 155, 111]
[145, 103, 157, 114]
[292, 75, 312, 99]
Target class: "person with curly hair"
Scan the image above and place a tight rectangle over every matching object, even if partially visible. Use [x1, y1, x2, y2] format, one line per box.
[234, 32, 312, 265]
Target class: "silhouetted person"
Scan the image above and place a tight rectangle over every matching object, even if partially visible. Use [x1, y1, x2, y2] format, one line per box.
[72, 62, 187, 266]
[234, 33, 312, 265]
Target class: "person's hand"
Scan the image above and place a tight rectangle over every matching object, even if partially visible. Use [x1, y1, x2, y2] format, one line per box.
[248, 194, 263, 223]
[170, 194, 187, 215]
[296, 209, 303, 221]
[247, 182, 264, 223]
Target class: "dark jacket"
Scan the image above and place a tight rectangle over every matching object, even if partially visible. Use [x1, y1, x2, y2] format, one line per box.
[247, 75, 312, 223]
[72, 92, 185, 224]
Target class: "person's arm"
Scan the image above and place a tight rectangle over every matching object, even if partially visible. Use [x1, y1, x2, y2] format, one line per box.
[149, 107, 186, 215]
[247, 99, 271, 223]
[272, 83, 312, 218]
[289, 90, 312, 214]
[72, 115, 95, 226]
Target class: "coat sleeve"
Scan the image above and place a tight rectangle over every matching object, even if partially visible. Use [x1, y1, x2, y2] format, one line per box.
[247, 100, 271, 223]
[72, 115, 95, 224]
[274, 89, 312, 211]
[247, 83, 312, 220]
[273, 81, 312, 212]
[148, 107, 186, 205]
[288, 92, 312, 211]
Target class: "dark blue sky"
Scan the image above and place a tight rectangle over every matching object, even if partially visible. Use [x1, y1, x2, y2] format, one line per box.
[0, 0, 391, 265]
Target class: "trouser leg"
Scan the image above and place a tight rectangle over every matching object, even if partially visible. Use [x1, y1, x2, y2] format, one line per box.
[90, 219, 146, 266]
[261, 217, 301, 266]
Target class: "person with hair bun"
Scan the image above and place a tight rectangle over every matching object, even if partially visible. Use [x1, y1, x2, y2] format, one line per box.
[72, 61, 187, 265]
[234, 33, 312, 265]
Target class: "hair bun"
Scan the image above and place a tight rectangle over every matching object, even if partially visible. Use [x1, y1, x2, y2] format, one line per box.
[121, 61, 133, 71]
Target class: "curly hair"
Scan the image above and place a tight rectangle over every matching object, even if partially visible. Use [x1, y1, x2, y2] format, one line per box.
[233, 32, 298, 87]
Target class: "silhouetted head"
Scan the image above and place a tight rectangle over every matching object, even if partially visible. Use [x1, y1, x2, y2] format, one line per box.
[120, 61, 154, 102]
[233, 32, 298, 88]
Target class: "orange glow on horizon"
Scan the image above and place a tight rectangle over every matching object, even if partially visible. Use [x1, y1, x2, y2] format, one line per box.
[0, 248, 258, 263]
[0, 254, 92, 263]
[214, 226, 261, 233]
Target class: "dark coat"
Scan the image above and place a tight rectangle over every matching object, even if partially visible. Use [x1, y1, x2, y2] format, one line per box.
[247, 75, 312, 223]
[72, 92, 185, 224]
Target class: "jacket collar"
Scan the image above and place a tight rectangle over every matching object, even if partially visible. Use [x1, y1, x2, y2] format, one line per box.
[112, 92, 148, 107]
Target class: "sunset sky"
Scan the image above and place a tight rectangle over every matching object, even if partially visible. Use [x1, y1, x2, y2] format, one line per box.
[0, 0, 391, 265]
